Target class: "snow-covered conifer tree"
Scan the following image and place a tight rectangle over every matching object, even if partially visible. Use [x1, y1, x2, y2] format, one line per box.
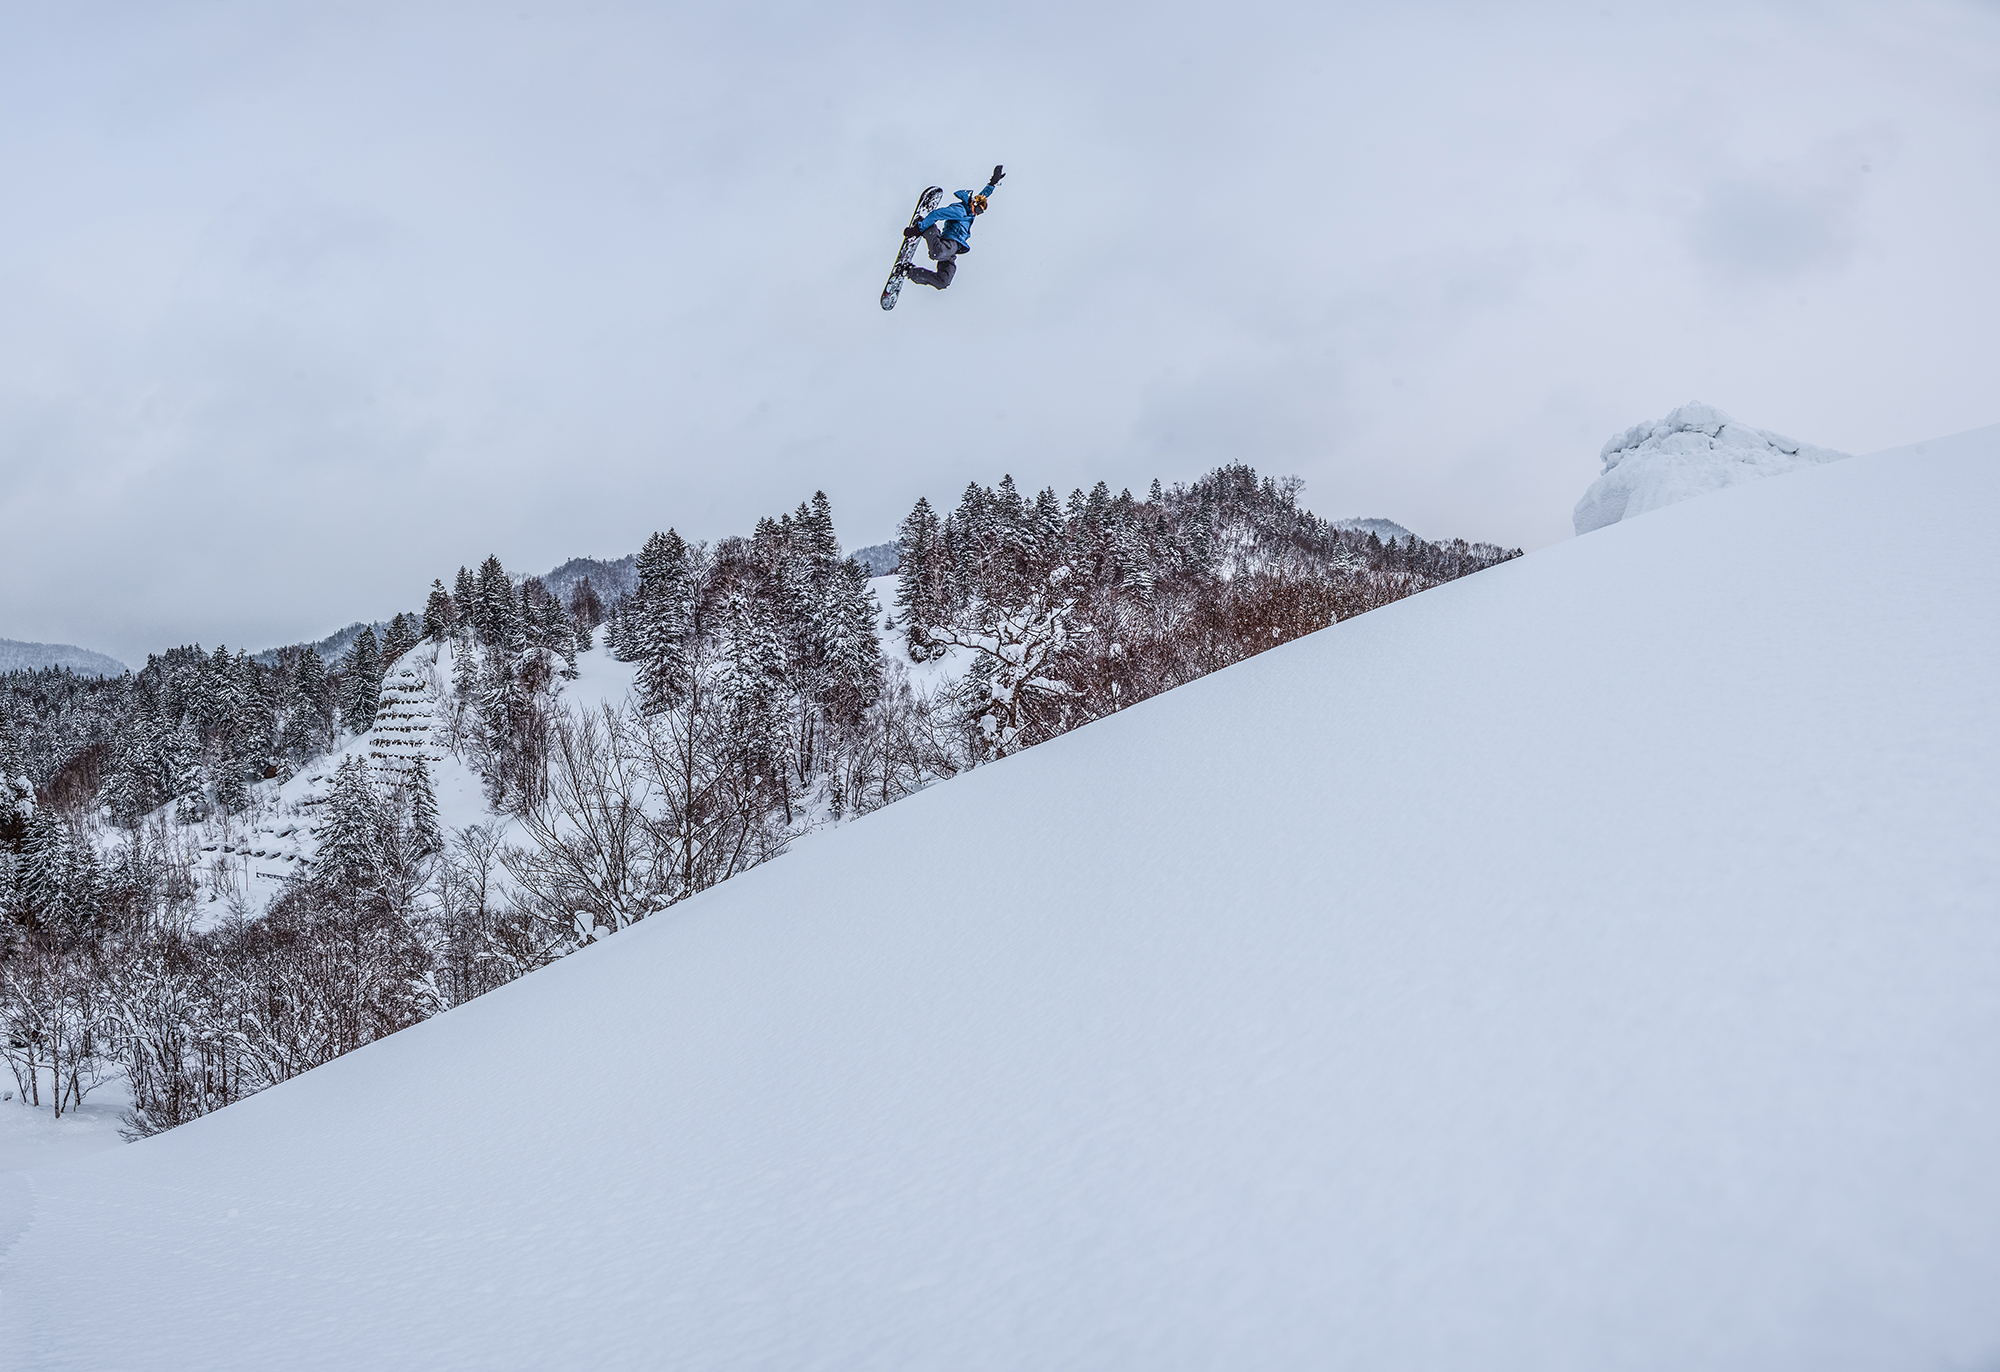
[382, 613, 418, 666]
[15, 807, 102, 944]
[619, 530, 692, 714]
[309, 757, 382, 891]
[452, 565, 477, 628]
[165, 720, 207, 823]
[716, 594, 792, 822]
[819, 559, 885, 722]
[212, 746, 250, 815]
[422, 581, 455, 641]
[293, 647, 325, 709]
[341, 628, 383, 734]
[567, 577, 604, 640]
[536, 596, 579, 677]
[97, 737, 148, 829]
[0, 724, 32, 849]
[407, 753, 443, 858]
[451, 627, 480, 704]
[474, 556, 519, 652]
[895, 497, 946, 661]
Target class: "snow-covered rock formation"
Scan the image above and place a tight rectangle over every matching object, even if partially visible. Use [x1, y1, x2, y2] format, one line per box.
[1573, 402, 1848, 535]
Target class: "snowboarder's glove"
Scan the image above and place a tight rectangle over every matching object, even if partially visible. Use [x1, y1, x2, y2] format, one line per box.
[989, 165, 1005, 186]
[902, 224, 923, 239]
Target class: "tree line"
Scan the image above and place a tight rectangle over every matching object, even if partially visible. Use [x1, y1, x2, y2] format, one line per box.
[1, 466, 1517, 1134]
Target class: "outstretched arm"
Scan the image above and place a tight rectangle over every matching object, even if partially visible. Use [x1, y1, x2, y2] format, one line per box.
[982, 165, 1005, 197]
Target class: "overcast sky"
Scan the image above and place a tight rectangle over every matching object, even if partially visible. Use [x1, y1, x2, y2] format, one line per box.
[3, 0, 1995, 665]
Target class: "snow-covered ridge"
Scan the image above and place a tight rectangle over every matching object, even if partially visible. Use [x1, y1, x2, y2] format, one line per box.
[0, 638, 128, 677]
[1573, 401, 1849, 535]
[1331, 516, 1416, 543]
[7, 426, 1997, 1367]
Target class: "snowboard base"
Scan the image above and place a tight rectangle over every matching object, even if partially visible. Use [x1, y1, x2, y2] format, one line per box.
[881, 186, 944, 311]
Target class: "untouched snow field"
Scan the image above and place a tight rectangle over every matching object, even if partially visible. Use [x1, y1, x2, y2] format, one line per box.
[5, 426, 1999, 1369]
[0, 1081, 128, 1174]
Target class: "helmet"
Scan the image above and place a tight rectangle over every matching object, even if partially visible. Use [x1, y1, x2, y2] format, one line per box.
[970, 193, 989, 214]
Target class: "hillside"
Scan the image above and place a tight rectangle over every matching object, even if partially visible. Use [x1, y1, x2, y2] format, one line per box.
[1330, 515, 1416, 542]
[4, 426, 1998, 1368]
[0, 639, 127, 677]
[249, 619, 399, 668]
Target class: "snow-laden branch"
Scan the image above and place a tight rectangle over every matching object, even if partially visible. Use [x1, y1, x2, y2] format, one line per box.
[920, 567, 1084, 758]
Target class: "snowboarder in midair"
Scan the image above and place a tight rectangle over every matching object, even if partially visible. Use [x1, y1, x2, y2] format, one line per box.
[899, 166, 1005, 292]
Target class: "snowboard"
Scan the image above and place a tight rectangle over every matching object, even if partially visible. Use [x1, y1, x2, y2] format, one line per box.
[880, 186, 944, 311]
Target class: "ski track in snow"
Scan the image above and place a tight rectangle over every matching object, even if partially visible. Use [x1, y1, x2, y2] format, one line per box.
[3, 426, 1999, 1368]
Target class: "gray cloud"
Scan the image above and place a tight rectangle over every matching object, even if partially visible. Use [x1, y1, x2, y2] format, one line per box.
[1, 0, 1996, 663]
[1688, 176, 1858, 282]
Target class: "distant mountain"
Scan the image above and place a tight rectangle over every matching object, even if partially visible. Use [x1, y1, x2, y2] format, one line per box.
[251, 620, 400, 667]
[541, 544, 891, 599]
[1331, 517, 1417, 543]
[850, 541, 902, 576]
[538, 554, 639, 607]
[0, 638, 129, 677]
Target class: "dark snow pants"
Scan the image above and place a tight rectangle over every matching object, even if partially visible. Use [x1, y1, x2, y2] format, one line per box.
[903, 228, 962, 290]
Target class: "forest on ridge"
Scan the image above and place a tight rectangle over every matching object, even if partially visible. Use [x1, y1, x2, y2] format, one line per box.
[0, 464, 1517, 1136]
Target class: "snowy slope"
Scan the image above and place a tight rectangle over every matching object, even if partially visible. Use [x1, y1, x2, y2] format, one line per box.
[191, 639, 638, 919]
[7, 430, 2000, 1370]
[1573, 401, 1849, 534]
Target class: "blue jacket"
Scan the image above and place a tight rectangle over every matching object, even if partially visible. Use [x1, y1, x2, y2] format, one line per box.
[916, 183, 998, 247]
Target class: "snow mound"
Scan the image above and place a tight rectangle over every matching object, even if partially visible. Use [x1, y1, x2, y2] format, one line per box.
[1573, 401, 1848, 534]
[6, 428, 2000, 1369]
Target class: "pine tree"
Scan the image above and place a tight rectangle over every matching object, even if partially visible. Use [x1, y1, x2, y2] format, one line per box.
[798, 492, 839, 566]
[450, 630, 480, 706]
[620, 530, 692, 713]
[537, 595, 578, 677]
[98, 735, 149, 829]
[407, 753, 443, 858]
[382, 612, 418, 665]
[16, 807, 101, 943]
[309, 756, 381, 890]
[452, 565, 477, 629]
[342, 628, 383, 734]
[474, 556, 518, 651]
[166, 719, 207, 823]
[1029, 486, 1069, 579]
[293, 647, 325, 710]
[212, 744, 250, 815]
[717, 595, 793, 823]
[894, 496, 946, 661]
[567, 577, 605, 640]
[0, 723, 32, 849]
[1085, 480, 1112, 530]
[819, 559, 885, 722]
[233, 649, 273, 768]
[422, 580, 455, 641]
